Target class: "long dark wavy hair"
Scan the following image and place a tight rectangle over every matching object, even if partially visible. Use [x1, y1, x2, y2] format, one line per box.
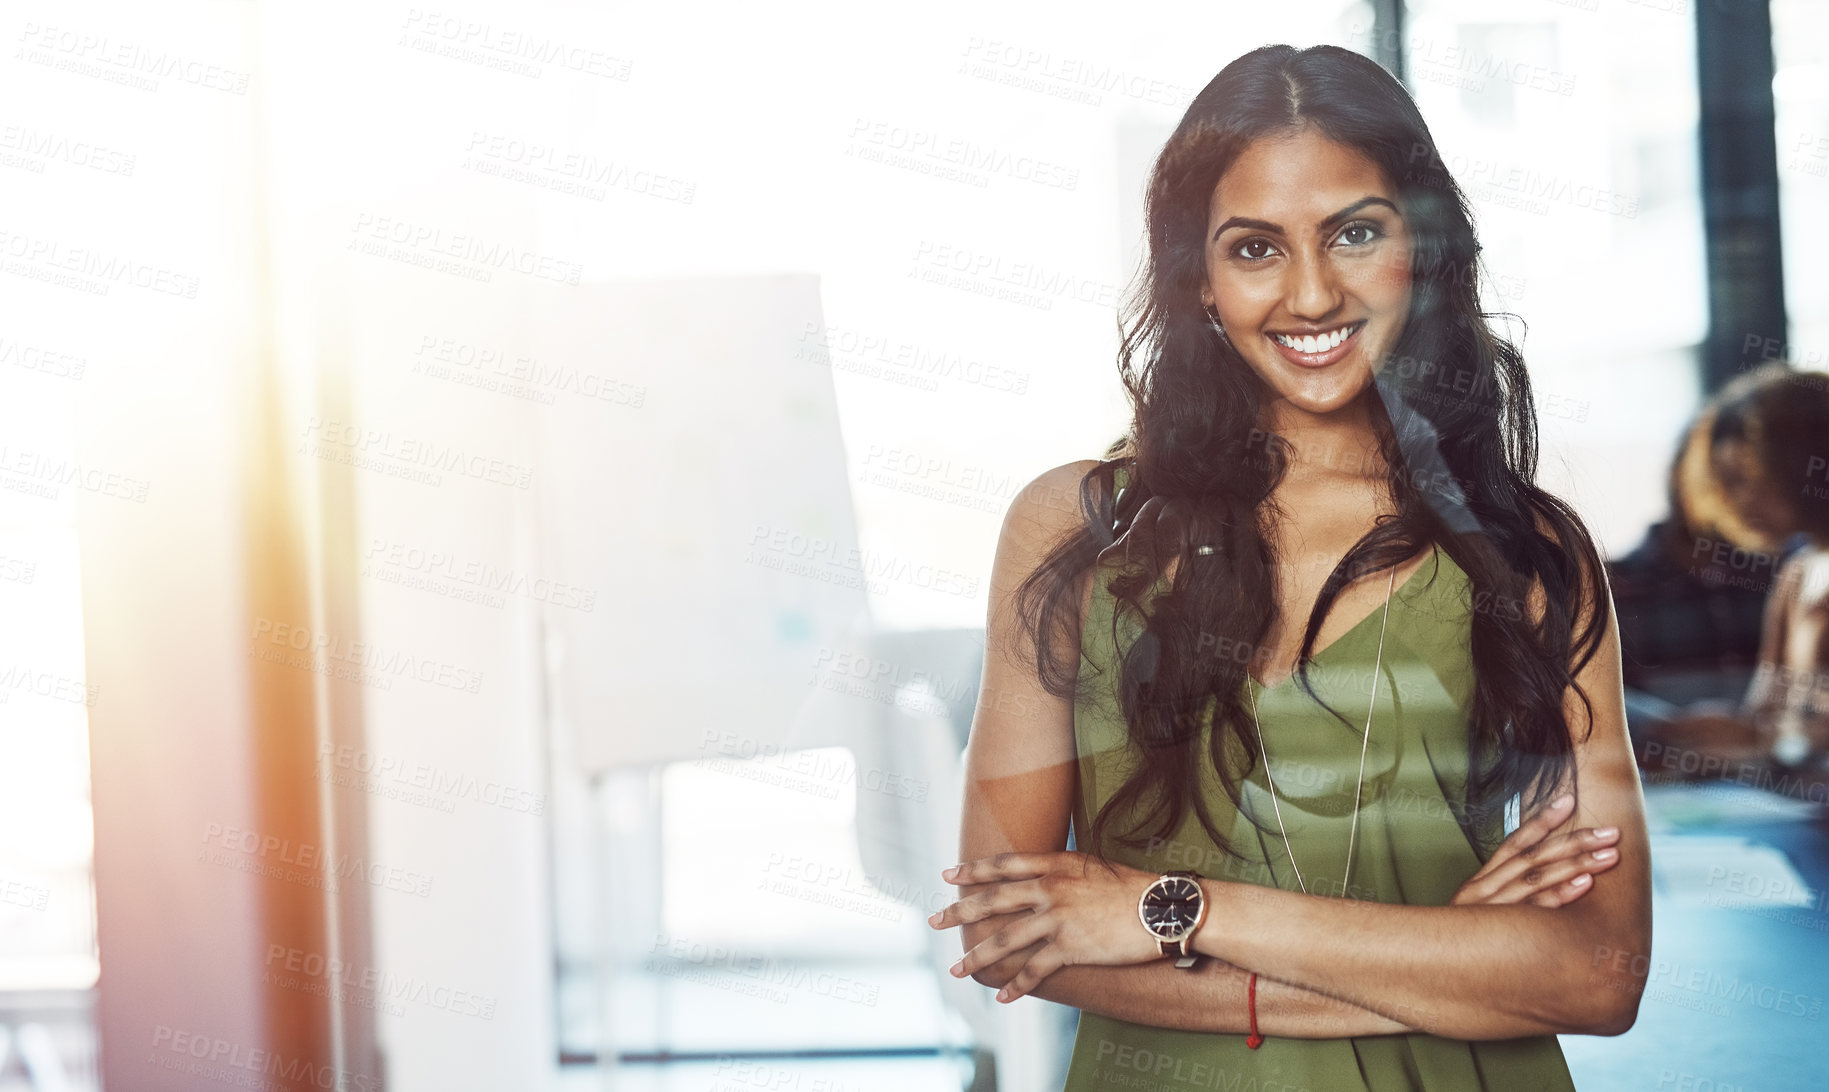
[1016, 43, 1610, 874]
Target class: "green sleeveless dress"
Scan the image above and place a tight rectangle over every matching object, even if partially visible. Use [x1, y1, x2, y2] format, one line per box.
[1062, 471, 1577, 1091]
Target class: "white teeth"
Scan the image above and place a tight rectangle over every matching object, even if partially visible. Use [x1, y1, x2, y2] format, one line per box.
[1272, 323, 1359, 353]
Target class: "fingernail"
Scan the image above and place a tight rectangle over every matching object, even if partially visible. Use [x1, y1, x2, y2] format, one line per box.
[1552, 794, 1573, 810]
[1570, 873, 1590, 885]
[927, 911, 943, 927]
[1594, 827, 1617, 838]
[950, 960, 964, 977]
[1593, 848, 1617, 861]
[942, 866, 959, 881]
[996, 987, 1011, 1002]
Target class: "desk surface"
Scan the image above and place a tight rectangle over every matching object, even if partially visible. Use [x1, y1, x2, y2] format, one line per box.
[1561, 782, 1829, 1092]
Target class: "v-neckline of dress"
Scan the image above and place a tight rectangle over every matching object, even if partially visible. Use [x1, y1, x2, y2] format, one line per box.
[1246, 542, 1439, 694]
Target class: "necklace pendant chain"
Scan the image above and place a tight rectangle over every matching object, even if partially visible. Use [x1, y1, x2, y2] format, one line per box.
[1247, 563, 1399, 898]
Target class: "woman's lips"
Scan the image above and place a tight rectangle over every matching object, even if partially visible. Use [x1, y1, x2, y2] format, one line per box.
[1265, 321, 1365, 369]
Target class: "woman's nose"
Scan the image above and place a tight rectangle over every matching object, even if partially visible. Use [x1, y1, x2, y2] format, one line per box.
[1285, 251, 1344, 320]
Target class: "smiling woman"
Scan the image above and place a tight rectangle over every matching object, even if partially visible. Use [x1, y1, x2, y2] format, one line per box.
[1202, 140, 1413, 402]
[929, 43, 1652, 1091]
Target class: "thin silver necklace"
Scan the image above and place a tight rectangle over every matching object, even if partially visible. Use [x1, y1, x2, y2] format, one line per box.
[1246, 563, 1397, 898]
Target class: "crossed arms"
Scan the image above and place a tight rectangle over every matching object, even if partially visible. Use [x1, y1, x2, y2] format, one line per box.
[951, 461, 1652, 1040]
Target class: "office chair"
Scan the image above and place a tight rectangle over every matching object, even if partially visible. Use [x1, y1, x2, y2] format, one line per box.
[847, 626, 1077, 1092]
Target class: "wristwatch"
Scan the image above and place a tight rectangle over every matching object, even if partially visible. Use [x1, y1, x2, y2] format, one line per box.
[1138, 869, 1207, 969]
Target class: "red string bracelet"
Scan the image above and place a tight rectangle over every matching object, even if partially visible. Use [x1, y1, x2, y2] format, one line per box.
[1246, 971, 1263, 1049]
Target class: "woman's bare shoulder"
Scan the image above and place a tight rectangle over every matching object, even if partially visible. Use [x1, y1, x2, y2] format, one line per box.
[1001, 459, 1109, 546]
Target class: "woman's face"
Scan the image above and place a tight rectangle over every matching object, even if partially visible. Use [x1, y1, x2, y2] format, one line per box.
[1201, 128, 1413, 423]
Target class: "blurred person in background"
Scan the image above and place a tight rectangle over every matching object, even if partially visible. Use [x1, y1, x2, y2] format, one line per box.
[1608, 374, 1794, 750]
[1633, 364, 1829, 791]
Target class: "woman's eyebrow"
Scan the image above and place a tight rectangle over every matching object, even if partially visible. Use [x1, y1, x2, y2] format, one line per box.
[1210, 196, 1402, 242]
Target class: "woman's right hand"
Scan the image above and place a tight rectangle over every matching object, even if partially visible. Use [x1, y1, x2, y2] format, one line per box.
[1448, 794, 1621, 908]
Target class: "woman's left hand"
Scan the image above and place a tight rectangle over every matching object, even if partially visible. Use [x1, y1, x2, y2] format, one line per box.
[927, 851, 1167, 1002]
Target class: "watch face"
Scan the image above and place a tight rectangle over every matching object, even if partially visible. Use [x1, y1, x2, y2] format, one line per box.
[1141, 875, 1202, 938]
